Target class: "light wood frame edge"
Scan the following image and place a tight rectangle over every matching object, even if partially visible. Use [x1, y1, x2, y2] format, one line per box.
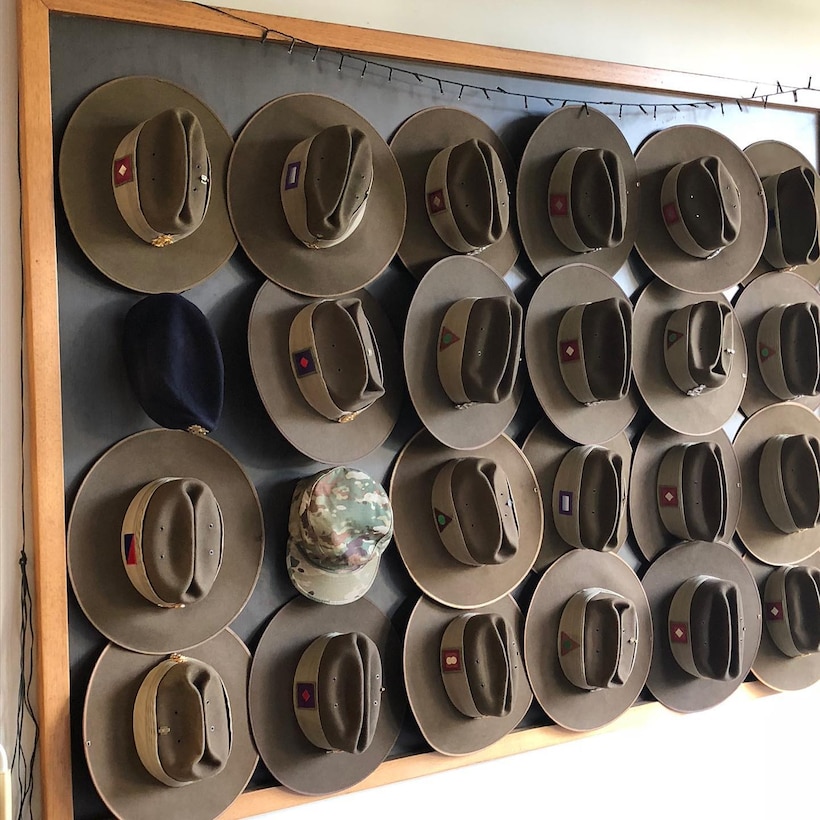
[16, 0, 800, 817]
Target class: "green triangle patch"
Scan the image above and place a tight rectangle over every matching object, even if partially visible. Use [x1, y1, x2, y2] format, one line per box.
[434, 508, 452, 532]
[560, 631, 580, 656]
[439, 327, 461, 352]
[666, 330, 682, 349]
[759, 342, 776, 362]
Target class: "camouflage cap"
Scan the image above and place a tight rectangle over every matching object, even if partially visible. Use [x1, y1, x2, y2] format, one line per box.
[287, 466, 393, 605]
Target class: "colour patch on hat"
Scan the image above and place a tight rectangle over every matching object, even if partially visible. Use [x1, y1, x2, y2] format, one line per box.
[662, 203, 680, 226]
[560, 631, 580, 656]
[549, 193, 568, 217]
[113, 155, 133, 186]
[670, 622, 689, 643]
[285, 161, 301, 191]
[758, 343, 776, 362]
[428, 189, 446, 214]
[439, 327, 461, 352]
[559, 339, 580, 363]
[765, 601, 784, 621]
[558, 490, 573, 516]
[434, 508, 452, 532]
[296, 682, 316, 709]
[292, 348, 317, 378]
[666, 330, 683, 348]
[658, 486, 679, 507]
[122, 533, 137, 565]
[441, 649, 462, 673]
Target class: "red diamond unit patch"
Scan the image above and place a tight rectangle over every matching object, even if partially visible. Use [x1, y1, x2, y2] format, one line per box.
[670, 622, 689, 643]
[658, 486, 679, 507]
[559, 339, 580, 363]
[296, 682, 316, 708]
[550, 193, 569, 217]
[662, 202, 680, 225]
[441, 649, 462, 673]
[765, 601, 784, 621]
[428, 189, 446, 214]
[113, 155, 133, 186]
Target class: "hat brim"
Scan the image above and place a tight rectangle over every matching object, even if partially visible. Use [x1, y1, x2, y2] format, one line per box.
[59, 76, 236, 294]
[632, 279, 748, 435]
[642, 541, 762, 713]
[390, 430, 543, 609]
[524, 550, 652, 731]
[248, 281, 403, 464]
[228, 93, 405, 297]
[733, 270, 820, 416]
[524, 264, 640, 444]
[744, 553, 820, 691]
[628, 419, 741, 562]
[733, 402, 820, 565]
[389, 106, 520, 279]
[248, 596, 404, 795]
[634, 125, 766, 293]
[516, 106, 640, 276]
[742, 141, 820, 287]
[522, 418, 632, 572]
[83, 629, 258, 820]
[67, 429, 264, 653]
[404, 256, 523, 450]
[403, 594, 532, 755]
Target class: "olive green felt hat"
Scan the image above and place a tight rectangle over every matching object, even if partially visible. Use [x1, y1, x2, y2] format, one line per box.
[390, 430, 542, 609]
[522, 418, 631, 572]
[83, 629, 258, 820]
[59, 76, 236, 293]
[634, 125, 766, 294]
[628, 419, 741, 563]
[403, 594, 532, 756]
[248, 280, 402, 464]
[632, 279, 747, 435]
[524, 263, 640, 445]
[67, 429, 264, 653]
[524, 550, 652, 732]
[228, 93, 405, 297]
[248, 596, 404, 796]
[733, 402, 820, 566]
[733, 270, 820, 417]
[745, 553, 820, 692]
[517, 106, 639, 277]
[404, 256, 524, 450]
[642, 541, 762, 714]
[743, 140, 820, 287]
[389, 106, 520, 279]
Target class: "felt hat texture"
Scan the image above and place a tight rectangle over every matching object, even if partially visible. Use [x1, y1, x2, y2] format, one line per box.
[59, 76, 236, 293]
[67, 429, 264, 653]
[228, 93, 405, 297]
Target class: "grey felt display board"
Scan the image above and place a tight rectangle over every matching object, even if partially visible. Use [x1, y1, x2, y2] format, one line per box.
[49, 11, 818, 818]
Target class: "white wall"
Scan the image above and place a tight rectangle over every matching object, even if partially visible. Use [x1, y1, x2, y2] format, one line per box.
[2, 1, 819, 819]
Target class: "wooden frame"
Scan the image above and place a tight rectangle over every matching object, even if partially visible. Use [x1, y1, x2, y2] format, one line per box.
[17, 0, 815, 816]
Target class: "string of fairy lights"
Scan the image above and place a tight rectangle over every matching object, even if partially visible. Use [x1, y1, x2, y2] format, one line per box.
[197, 3, 817, 116]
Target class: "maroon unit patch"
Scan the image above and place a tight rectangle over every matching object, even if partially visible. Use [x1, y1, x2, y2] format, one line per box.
[658, 486, 679, 507]
[549, 193, 569, 217]
[441, 649, 462, 673]
[292, 348, 317, 378]
[662, 203, 680, 225]
[758, 343, 776, 362]
[666, 330, 683, 349]
[434, 508, 452, 532]
[428, 189, 446, 214]
[670, 622, 689, 643]
[439, 327, 461, 351]
[560, 631, 580, 656]
[559, 339, 580, 363]
[296, 682, 316, 708]
[113, 155, 133, 186]
[765, 601, 784, 621]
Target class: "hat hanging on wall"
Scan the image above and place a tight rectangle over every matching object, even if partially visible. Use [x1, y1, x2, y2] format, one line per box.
[733, 270, 820, 417]
[522, 418, 631, 572]
[248, 596, 404, 795]
[403, 594, 532, 756]
[744, 553, 820, 692]
[390, 429, 542, 609]
[524, 550, 652, 731]
[228, 93, 405, 297]
[632, 279, 747, 435]
[642, 541, 761, 713]
[247, 280, 402, 464]
[516, 105, 640, 277]
[67, 429, 264, 654]
[389, 106, 520, 279]
[525, 263, 640, 445]
[733, 402, 820, 566]
[59, 76, 236, 293]
[286, 466, 393, 605]
[404, 256, 524, 451]
[634, 124, 766, 293]
[123, 293, 224, 435]
[83, 629, 258, 820]
[742, 140, 820, 287]
[629, 418, 741, 563]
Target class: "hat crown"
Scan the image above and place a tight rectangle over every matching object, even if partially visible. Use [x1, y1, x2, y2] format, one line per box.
[760, 433, 820, 534]
[123, 293, 224, 434]
[136, 657, 232, 786]
[762, 165, 820, 268]
[304, 125, 374, 242]
[438, 295, 522, 406]
[290, 467, 393, 573]
[768, 565, 820, 655]
[757, 302, 820, 399]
